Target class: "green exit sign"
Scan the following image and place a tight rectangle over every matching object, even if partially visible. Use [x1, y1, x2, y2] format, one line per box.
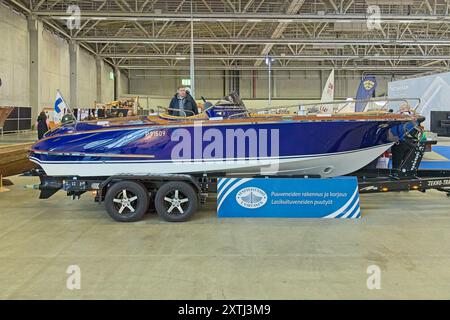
[182, 78, 191, 86]
[109, 71, 114, 80]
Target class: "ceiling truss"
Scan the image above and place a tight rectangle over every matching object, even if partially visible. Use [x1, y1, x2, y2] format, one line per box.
[2, 0, 450, 73]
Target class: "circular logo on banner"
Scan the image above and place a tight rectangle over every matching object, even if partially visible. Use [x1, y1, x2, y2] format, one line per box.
[236, 187, 268, 209]
[363, 80, 375, 90]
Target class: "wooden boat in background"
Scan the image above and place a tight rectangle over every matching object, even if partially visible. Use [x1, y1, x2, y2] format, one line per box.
[0, 107, 36, 177]
[0, 142, 36, 177]
[0, 107, 14, 134]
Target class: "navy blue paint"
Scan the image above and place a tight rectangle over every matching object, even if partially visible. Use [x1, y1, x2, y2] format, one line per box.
[32, 119, 419, 163]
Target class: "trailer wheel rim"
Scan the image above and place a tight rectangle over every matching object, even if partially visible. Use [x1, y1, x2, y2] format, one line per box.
[163, 189, 190, 215]
[112, 189, 138, 215]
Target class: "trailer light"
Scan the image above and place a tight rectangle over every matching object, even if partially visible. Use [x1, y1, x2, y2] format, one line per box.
[382, 187, 389, 192]
[412, 185, 419, 190]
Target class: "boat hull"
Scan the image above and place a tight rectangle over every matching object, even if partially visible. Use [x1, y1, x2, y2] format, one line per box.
[29, 118, 417, 177]
[30, 143, 392, 177]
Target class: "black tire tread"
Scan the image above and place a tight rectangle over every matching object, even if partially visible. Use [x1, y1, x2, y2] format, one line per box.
[104, 180, 149, 222]
[154, 181, 198, 222]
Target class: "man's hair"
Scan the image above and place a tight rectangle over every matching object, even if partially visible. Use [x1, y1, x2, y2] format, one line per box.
[177, 85, 186, 90]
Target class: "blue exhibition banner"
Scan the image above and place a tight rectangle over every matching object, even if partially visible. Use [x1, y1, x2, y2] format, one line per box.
[217, 177, 361, 219]
[355, 75, 377, 112]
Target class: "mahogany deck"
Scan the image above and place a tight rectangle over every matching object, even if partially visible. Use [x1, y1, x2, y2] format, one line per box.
[83, 111, 422, 127]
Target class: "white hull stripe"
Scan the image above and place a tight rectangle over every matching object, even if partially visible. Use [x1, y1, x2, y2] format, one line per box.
[31, 143, 394, 164]
[30, 143, 393, 178]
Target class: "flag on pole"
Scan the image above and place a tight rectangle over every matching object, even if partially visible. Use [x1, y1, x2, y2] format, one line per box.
[53, 90, 71, 123]
[54, 90, 68, 114]
[355, 76, 377, 112]
[321, 69, 334, 103]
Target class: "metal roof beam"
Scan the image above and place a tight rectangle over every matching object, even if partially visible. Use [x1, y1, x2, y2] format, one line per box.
[31, 12, 450, 24]
[255, 0, 305, 66]
[100, 53, 450, 61]
[118, 65, 450, 71]
[74, 37, 450, 46]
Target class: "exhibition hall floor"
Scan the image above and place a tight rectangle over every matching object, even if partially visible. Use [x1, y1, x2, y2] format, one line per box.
[0, 174, 449, 299]
[0, 131, 36, 145]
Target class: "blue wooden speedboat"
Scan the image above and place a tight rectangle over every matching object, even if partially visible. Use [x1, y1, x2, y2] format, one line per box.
[29, 95, 423, 178]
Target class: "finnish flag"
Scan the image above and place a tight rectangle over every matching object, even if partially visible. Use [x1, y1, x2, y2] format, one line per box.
[54, 90, 67, 114]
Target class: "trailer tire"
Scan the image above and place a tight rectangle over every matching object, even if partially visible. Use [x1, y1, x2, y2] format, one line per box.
[105, 180, 149, 222]
[155, 181, 198, 222]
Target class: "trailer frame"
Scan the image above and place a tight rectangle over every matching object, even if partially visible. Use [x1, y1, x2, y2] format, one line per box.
[26, 137, 450, 222]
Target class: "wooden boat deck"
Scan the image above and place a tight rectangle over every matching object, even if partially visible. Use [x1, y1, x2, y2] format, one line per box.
[0, 142, 36, 177]
[81, 111, 422, 128]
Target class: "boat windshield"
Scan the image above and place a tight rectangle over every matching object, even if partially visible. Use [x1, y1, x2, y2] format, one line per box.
[156, 95, 420, 121]
[204, 92, 249, 119]
[249, 97, 421, 117]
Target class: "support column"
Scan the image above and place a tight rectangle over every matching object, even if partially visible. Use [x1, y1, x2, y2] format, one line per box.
[114, 67, 122, 100]
[223, 70, 227, 96]
[69, 41, 79, 109]
[272, 69, 276, 99]
[28, 16, 42, 121]
[226, 70, 240, 95]
[252, 70, 256, 99]
[96, 57, 103, 103]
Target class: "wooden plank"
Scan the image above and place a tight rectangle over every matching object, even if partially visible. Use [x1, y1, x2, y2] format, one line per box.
[0, 142, 35, 177]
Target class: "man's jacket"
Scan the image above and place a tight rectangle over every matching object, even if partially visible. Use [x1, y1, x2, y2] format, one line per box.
[168, 92, 198, 116]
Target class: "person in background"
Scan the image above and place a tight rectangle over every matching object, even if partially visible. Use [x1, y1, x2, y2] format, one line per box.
[36, 111, 49, 140]
[98, 106, 106, 118]
[168, 86, 198, 116]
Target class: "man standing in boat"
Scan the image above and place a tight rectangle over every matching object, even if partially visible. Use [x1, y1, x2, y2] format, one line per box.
[168, 86, 198, 116]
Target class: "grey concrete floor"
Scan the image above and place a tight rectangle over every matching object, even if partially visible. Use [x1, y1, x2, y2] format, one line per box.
[0, 174, 449, 299]
[0, 131, 37, 144]
[0, 132, 449, 299]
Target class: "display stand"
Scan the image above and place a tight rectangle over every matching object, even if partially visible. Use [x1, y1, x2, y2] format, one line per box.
[217, 177, 361, 219]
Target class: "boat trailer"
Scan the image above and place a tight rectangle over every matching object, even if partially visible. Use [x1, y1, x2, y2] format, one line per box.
[26, 138, 449, 222]
[354, 138, 450, 195]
